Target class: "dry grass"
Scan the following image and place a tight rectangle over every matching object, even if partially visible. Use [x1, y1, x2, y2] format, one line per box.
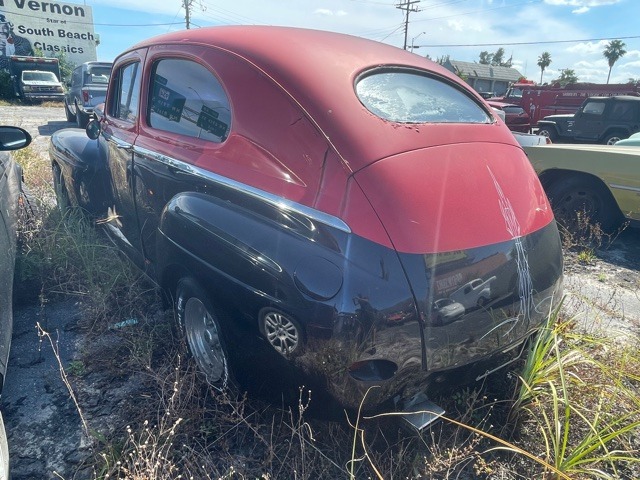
[12, 144, 640, 479]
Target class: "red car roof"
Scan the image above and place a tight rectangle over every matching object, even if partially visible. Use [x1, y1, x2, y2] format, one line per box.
[130, 26, 517, 172]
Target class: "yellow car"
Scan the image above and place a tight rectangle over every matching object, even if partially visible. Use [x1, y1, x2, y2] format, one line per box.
[524, 143, 640, 231]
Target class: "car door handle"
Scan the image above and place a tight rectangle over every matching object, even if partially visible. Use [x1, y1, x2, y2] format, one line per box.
[117, 143, 133, 152]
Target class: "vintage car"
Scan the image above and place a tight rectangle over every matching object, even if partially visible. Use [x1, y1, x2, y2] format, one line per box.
[524, 143, 640, 231]
[0, 125, 32, 480]
[49, 26, 563, 427]
[487, 100, 531, 133]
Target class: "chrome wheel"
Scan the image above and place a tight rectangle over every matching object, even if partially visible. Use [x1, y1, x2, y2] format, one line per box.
[262, 311, 301, 356]
[184, 296, 227, 385]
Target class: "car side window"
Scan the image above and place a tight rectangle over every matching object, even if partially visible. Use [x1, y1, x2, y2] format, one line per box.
[609, 102, 635, 121]
[109, 62, 141, 122]
[148, 58, 231, 142]
[582, 101, 605, 115]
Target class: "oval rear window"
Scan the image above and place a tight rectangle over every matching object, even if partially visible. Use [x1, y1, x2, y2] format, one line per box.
[356, 70, 490, 124]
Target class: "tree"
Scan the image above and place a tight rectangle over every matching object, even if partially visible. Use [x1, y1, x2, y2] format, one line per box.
[552, 69, 578, 86]
[492, 48, 505, 66]
[603, 39, 627, 84]
[537, 51, 552, 84]
[479, 51, 492, 65]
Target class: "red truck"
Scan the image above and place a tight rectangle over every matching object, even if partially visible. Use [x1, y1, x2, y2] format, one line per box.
[490, 82, 640, 124]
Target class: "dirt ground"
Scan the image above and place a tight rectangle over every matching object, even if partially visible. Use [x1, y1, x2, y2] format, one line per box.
[1, 104, 639, 479]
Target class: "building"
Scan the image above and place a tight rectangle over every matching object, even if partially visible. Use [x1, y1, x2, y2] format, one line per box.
[441, 59, 523, 96]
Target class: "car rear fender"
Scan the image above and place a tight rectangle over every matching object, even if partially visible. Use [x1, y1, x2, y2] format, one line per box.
[49, 128, 113, 215]
[155, 191, 428, 410]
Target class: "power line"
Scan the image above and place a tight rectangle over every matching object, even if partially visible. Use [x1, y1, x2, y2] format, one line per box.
[417, 35, 640, 48]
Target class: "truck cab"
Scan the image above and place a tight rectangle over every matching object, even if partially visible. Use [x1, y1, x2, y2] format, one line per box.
[536, 96, 640, 145]
[8, 55, 64, 102]
[64, 61, 113, 128]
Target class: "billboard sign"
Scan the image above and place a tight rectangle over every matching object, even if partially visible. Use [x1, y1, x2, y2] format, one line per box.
[0, 0, 96, 70]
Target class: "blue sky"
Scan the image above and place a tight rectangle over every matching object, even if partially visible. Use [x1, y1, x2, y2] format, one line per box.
[87, 0, 639, 84]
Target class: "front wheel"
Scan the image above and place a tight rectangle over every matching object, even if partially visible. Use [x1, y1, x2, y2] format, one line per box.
[176, 278, 234, 392]
[537, 126, 557, 142]
[546, 176, 621, 233]
[52, 163, 71, 213]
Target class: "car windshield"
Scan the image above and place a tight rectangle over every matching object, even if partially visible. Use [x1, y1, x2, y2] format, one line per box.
[356, 70, 490, 124]
[22, 71, 57, 82]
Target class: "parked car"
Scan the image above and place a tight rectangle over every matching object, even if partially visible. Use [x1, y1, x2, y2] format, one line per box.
[49, 26, 563, 426]
[614, 131, 640, 147]
[487, 100, 531, 133]
[524, 143, 640, 231]
[64, 61, 113, 128]
[18, 70, 64, 102]
[449, 277, 496, 310]
[430, 298, 465, 326]
[0, 125, 32, 480]
[536, 95, 640, 144]
[512, 131, 552, 147]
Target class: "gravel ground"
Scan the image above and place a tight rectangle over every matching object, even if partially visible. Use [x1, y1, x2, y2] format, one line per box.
[1, 104, 639, 479]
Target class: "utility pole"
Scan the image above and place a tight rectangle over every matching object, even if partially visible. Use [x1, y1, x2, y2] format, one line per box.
[396, 0, 420, 50]
[184, 0, 192, 29]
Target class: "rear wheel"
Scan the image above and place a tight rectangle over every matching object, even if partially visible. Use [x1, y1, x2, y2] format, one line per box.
[64, 100, 75, 122]
[176, 277, 235, 392]
[546, 176, 621, 232]
[75, 103, 90, 128]
[602, 131, 626, 145]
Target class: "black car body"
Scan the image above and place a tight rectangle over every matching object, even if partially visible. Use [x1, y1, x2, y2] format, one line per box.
[0, 126, 32, 479]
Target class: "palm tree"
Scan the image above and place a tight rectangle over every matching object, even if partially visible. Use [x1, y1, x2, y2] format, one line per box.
[537, 52, 552, 84]
[603, 40, 627, 84]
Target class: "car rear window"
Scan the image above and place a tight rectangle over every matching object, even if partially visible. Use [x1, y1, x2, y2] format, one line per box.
[356, 69, 490, 124]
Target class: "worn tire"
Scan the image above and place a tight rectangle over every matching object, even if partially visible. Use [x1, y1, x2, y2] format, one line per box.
[0, 412, 9, 480]
[75, 103, 90, 128]
[64, 99, 75, 122]
[176, 277, 235, 392]
[601, 131, 626, 145]
[546, 176, 621, 232]
[537, 126, 557, 142]
[52, 162, 71, 213]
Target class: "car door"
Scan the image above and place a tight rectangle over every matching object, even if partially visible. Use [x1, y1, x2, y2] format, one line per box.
[574, 99, 606, 140]
[100, 50, 146, 265]
[131, 52, 233, 269]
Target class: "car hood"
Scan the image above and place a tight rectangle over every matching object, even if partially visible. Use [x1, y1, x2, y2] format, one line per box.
[541, 114, 574, 121]
[22, 81, 60, 86]
[353, 142, 554, 254]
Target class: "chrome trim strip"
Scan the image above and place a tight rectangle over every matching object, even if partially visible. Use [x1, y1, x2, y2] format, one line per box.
[133, 146, 352, 233]
[610, 183, 640, 194]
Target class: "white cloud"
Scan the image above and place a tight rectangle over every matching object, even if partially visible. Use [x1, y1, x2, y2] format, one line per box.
[543, 0, 621, 7]
[572, 7, 590, 13]
[447, 20, 464, 32]
[313, 9, 348, 17]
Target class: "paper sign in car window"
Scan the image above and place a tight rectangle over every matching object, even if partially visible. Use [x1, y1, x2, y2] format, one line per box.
[151, 75, 186, 123]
